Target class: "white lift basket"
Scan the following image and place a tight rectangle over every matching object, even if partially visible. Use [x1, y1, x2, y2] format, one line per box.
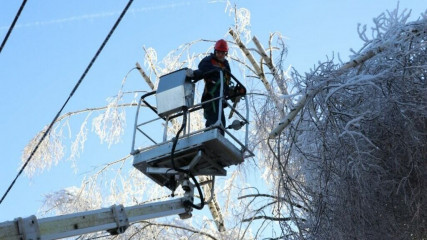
[131, 68, 253, 191]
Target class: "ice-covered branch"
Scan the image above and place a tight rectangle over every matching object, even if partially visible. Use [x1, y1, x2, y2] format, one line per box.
[269, 45, 383, 139]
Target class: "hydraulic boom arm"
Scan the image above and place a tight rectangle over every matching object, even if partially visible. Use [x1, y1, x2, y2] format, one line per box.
[0, 192, 193, 240]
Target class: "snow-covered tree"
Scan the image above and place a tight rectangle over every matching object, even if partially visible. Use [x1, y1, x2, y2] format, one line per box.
[265, 7, 427, 239]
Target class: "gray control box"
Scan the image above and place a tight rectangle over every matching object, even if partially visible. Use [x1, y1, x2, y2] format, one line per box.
[156, 68, 195, 117]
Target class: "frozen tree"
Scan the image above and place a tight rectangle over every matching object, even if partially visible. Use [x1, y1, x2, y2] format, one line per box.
[227, 5, 426, 240]
[266, 7, 427, 240]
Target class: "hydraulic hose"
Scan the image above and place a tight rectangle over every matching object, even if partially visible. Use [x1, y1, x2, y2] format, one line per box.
[170, 107, 205, 210]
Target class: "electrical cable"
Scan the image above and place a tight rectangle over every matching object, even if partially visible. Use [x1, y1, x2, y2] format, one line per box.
[0, 0, 27, 54]
[170, 107, 205, 210]
[0, 0, 134, 205]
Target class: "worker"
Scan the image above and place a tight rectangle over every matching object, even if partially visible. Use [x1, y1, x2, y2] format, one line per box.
[186, 39, 232, 132]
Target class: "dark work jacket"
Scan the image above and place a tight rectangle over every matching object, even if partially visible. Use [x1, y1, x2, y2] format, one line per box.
[193, 53, 231, 105]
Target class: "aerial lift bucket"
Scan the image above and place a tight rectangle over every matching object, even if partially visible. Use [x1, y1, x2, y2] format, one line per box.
[130, 68, 253, 191]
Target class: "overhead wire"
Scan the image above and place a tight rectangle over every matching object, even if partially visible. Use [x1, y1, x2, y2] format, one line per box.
[0, 0, 134, 205]
[0, 0, 28, 54]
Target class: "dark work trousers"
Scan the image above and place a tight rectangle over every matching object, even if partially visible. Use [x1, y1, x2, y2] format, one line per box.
[203, 98, 226, 135]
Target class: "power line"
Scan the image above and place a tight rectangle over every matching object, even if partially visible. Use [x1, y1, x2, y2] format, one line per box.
[0, 0, 28, 54]
[0, 0, 134, 205]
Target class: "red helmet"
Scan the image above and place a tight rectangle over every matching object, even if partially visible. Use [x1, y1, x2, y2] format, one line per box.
[214, 39, 228, 52]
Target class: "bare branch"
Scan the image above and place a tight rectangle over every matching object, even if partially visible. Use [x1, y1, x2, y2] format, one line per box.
[136, 62, 155, 90]
[139, 220, 219, 240]
[252, 36, 289, 97]
[238, 193, 309, 211]
[242, 215, 293, 222]
[229, 28, 284, 116]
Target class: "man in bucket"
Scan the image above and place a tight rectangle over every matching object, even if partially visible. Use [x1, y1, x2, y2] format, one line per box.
[186, 39, 232, 132]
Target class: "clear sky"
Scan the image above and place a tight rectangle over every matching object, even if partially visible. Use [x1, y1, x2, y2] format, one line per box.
[0, 0, 425, 222]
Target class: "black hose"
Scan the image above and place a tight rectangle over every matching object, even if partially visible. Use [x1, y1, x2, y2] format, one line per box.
[186, 173, 205, 210]
[170, 107, 205, 210]
[170, 107, 188, 172]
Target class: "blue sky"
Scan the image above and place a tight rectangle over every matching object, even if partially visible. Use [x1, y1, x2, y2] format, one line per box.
[0, 0, 425, 222]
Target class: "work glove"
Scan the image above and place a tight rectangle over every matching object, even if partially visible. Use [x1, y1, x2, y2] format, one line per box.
[186, 69, 194, 78]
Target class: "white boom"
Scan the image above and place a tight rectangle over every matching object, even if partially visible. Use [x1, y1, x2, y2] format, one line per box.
[0, 193, 193, 240]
